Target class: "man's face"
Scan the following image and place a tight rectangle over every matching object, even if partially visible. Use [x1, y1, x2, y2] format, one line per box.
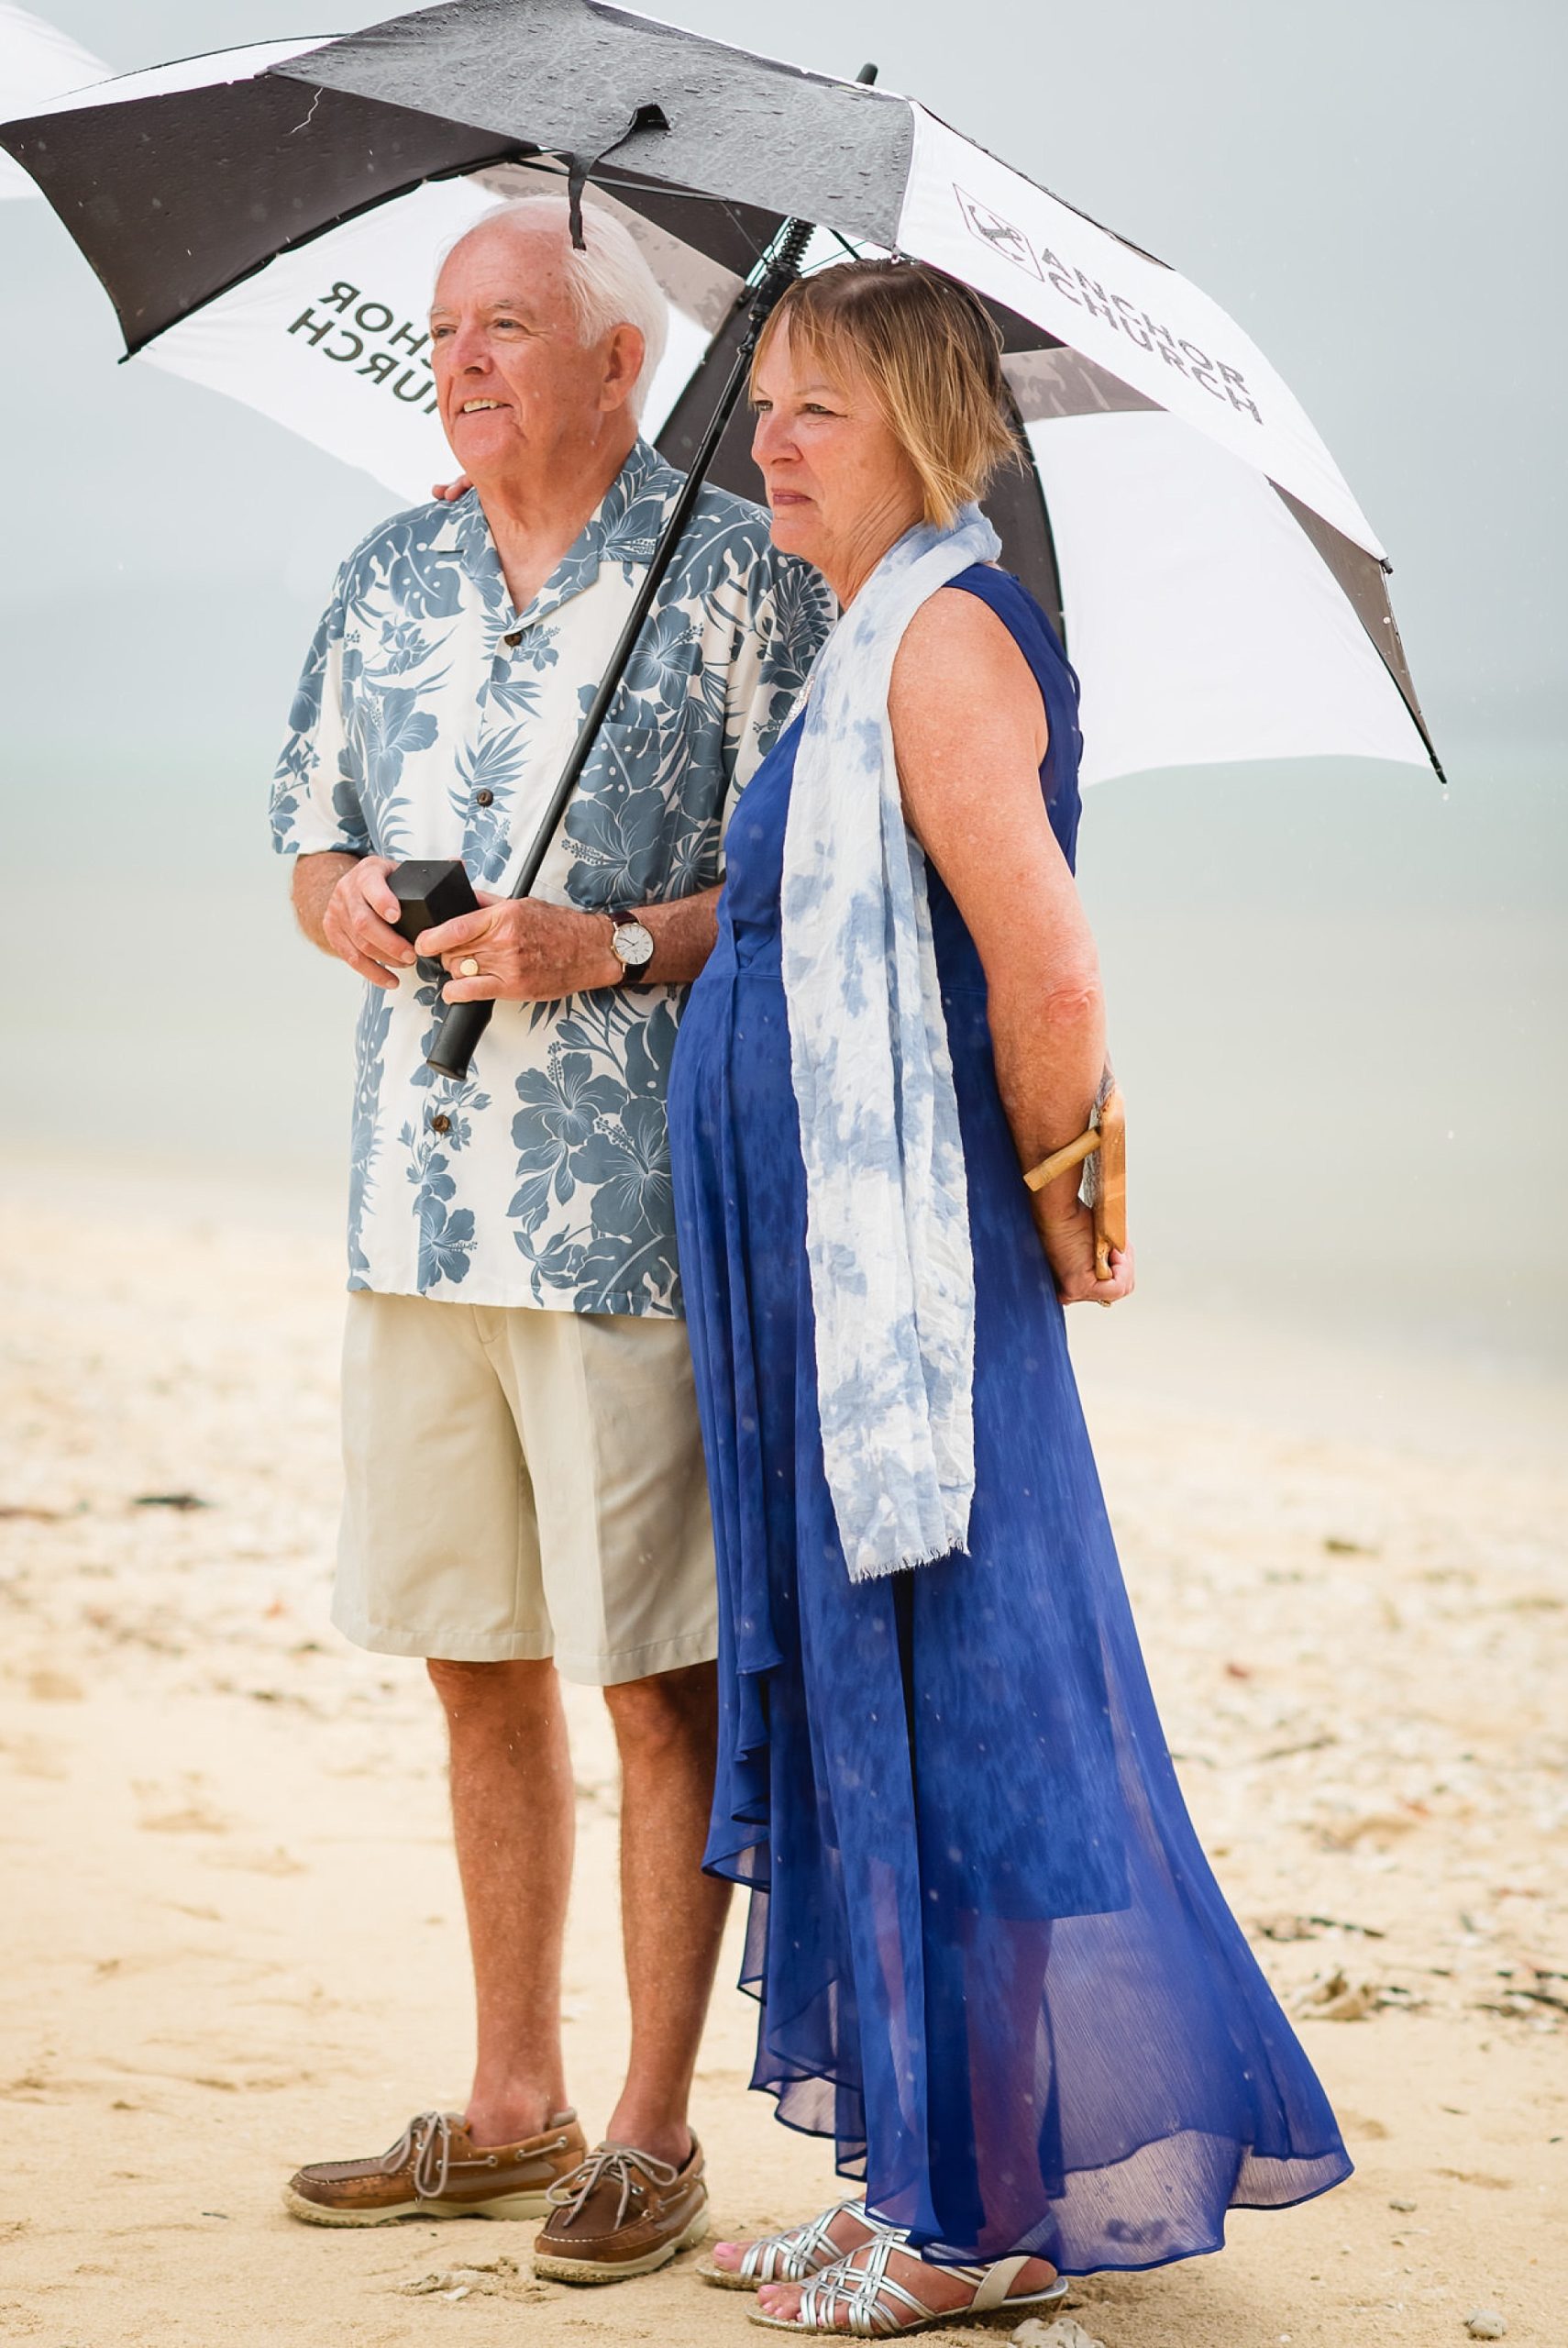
[429, 220, 641, 479]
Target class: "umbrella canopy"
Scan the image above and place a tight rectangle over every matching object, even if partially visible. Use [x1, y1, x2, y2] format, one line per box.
[2, 0, 1439, 784]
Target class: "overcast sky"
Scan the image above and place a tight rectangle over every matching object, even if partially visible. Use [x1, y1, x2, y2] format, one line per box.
[3, 0, 1563, 1385]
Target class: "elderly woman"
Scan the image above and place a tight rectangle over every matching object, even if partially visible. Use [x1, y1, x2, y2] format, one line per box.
[666, 260, 1349, 2335]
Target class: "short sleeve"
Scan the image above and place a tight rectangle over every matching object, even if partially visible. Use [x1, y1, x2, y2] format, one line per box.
[269, 563, 370, 859]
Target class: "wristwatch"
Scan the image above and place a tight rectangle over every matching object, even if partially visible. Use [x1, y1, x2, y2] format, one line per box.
[608, 907, 656, 983]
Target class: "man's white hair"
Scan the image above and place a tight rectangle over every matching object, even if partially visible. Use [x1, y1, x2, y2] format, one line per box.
[449, 195, 669, 417]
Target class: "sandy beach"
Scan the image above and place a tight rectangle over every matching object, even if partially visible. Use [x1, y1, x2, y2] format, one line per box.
[2, 1169, 1563, 2348]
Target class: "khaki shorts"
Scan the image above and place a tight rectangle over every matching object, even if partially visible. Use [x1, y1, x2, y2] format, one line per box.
[335, 1291, 717, 1685]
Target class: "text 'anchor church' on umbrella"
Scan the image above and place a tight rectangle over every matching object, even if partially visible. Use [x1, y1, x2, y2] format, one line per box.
[289, 279, 440, 415]
[954, 188, 1264, 424]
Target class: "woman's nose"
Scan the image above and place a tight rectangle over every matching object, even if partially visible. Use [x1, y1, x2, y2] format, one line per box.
[752, 408, 791, 467]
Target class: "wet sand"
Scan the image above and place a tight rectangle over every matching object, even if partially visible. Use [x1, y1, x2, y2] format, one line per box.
[1, 1173, 1563, 2345]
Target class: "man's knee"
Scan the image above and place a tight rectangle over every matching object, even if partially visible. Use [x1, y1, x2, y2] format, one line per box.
[602, 1661, 718, 1758]
[425, 1653, 559, 1725]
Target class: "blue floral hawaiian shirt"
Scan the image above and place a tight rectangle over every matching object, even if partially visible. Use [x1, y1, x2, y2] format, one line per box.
[272, 437, 832, 1314]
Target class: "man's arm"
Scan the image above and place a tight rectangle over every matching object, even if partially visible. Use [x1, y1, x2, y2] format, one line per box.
[273, 553, 395, 983]
[422, 885, 721, 1003]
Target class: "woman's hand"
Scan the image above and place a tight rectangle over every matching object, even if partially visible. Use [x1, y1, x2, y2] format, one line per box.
[1036, 1200, 1136, 1308]
[890, 591, 1130, 1309]
[431, 471, 472, 503]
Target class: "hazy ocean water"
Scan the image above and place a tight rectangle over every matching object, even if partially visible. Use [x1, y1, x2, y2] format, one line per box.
[8, 623, 1563, 1403]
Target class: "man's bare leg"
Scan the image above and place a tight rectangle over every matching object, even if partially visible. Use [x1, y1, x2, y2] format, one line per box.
[426, 1656, 575, 2146]
[600, 1661, 732, 2165]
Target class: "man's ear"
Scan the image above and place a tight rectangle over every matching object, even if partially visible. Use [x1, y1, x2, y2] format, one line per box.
[602, 323, 646, 412]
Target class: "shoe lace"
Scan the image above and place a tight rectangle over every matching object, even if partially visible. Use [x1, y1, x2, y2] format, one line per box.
[547, 2143, 679, 2232]
[383, 2110, 463, 2202]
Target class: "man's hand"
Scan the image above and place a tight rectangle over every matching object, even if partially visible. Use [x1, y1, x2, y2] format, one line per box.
[294, 853, 415, 989]
[420, 892, 619, 1002]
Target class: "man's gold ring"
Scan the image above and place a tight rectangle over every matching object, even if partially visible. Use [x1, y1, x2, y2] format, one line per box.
[458, 958, 480, 979]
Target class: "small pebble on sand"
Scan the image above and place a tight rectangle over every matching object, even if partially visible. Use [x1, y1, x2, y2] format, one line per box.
[1011, 2320, 1105, 2348]
[1464, 2312, 1507, 2340]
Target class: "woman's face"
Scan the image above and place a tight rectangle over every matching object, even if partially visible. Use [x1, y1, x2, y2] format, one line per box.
[750, 319, 926, 602]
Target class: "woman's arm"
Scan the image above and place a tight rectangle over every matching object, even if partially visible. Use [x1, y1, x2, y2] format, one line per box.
[889, 588, 1133, 1307]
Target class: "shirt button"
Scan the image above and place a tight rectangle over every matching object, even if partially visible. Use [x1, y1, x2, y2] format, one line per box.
[430, 1113, 451, 1135]
[502, 629, 522, 647]
[475, 788, 494, 806]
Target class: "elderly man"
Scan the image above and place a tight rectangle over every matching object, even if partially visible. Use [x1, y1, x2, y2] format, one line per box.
[270, 195, 830, 2279]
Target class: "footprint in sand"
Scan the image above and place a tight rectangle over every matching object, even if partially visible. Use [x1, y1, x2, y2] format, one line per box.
[138, 1800, 229, 1834]
[0, 1732, 69, 1781]
[202, 1845, 306, 1876]
[133, 1773, 228, 1835]
[27, 1667, 83, 1701]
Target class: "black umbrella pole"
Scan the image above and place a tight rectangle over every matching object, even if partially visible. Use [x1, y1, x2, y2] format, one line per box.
[426, 216, 814, 1080]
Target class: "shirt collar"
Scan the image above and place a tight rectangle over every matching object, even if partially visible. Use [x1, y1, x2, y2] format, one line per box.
[453, 437, 685, 630]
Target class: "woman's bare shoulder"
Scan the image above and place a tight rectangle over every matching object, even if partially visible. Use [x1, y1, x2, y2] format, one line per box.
[891, 586, 1043, 747]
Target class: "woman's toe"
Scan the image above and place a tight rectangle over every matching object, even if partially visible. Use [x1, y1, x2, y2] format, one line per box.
[757, 2282, 803, 2320]
[710, 2241, 743, 2271]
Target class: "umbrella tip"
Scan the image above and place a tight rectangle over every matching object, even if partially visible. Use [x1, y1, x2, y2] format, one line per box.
[856, 61, 879, 84]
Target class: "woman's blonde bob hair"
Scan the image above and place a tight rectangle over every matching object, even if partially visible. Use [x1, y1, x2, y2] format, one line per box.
[752, 260, 1018, 528]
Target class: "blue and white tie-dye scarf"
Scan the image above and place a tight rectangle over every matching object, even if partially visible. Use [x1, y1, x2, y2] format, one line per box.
[781, 506, 1001, 1583]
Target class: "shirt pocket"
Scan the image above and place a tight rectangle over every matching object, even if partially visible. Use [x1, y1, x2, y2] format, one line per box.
[584, 716, 662, 783]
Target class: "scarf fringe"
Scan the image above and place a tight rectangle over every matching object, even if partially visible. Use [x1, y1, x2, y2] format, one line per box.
[845, 1535, 972, 1585]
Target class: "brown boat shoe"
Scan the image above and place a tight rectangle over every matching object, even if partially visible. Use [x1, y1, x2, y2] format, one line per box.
[533, 2136, 709, 2283]
[283, 2108, 586, 2227]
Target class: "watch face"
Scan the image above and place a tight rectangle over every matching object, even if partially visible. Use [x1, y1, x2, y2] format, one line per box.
[613, 917, 656, 968]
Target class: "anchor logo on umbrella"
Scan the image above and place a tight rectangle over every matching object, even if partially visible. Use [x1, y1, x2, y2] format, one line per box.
[954, 185, 1043, 279]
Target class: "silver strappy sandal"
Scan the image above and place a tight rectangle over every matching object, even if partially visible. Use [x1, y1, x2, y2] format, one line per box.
[699, 2198, 902, 2291]
[748, 2232, 1069, 2335]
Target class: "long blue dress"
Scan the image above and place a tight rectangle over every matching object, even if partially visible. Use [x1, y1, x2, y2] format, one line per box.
[668, 566, 1350, 2275]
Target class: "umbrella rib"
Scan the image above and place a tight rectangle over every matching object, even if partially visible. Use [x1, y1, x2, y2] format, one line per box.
[497, 158, 776, 276]
[716, 200, 769, 268]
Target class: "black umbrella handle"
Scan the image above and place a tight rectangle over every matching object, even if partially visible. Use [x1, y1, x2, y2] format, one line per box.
[425, 213, 815, 1082]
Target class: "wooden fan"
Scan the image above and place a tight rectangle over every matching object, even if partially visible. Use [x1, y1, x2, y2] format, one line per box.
[1022, 1084, 1127, 1282]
